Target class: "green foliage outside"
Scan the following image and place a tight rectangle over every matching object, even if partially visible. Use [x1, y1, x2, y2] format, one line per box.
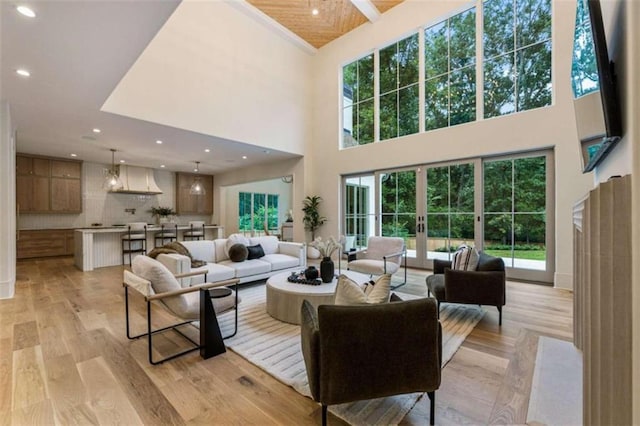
[571, 0, 599, 98]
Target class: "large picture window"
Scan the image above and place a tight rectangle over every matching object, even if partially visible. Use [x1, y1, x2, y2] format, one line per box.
[424, 8, 476, 131]
[379, 33, 419, 140]
[343, 54, 375, 147]
[238, 192, 279, 236]
[483, 0, 552, 118]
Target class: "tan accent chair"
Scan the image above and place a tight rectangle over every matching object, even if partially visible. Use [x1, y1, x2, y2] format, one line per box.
[300, 297, 442, 425]
[124, 255, 240, 364]
[346, 236, 407, 289]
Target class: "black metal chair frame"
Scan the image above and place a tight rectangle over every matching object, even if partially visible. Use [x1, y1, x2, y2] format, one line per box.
[345, 245, 408, 290]
[154, 223, 178, 247]
[183, 222, 205, 241]
[122, 224, 147, 265]
[124, 271, 240, 365]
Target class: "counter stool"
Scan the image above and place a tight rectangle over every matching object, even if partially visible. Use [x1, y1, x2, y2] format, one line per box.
[122, 222, 147, 265]
[155, 223, 178, 247]
[183, 221, 205, 241]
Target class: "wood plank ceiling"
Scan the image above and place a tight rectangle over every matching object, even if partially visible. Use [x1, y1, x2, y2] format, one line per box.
[246, 0, 405, 48]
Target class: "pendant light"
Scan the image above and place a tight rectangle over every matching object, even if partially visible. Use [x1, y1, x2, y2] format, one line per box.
[103, 149, 123, 191]
[189, 161, 206, 195]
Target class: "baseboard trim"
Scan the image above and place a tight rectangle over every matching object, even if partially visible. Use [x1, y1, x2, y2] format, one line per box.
[0, 277, 15, 299]
[554, 272, 573, 290]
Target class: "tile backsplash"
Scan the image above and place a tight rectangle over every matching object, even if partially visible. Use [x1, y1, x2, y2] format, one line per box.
[18, 161, 212, 229]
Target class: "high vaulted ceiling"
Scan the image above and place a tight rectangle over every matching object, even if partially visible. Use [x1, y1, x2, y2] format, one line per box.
[1, 0, 403, 175]
[247, 0, 404, 48]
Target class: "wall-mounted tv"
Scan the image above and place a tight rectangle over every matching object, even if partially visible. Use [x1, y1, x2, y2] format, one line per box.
[572, 0, 622, 173]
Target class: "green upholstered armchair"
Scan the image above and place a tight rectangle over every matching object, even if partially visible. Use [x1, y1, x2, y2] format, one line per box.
[426, 251, 506, 325]
[300, 298, 442, 425]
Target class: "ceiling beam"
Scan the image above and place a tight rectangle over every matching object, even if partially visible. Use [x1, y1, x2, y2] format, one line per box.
[350, 0, 381, 23]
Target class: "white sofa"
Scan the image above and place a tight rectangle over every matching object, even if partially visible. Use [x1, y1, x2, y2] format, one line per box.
[157, 235, 306, 286]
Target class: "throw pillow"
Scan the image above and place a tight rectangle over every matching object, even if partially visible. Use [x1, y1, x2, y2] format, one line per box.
[225, 233, 250, 257]
[246, 244, 265, 260]
[228, 243, 248, 262]
[452, 244, 480, 271]
[334, 274, 391, 305]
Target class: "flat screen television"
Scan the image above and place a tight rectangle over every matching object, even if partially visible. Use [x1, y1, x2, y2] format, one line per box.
[572, 0, 622, 173]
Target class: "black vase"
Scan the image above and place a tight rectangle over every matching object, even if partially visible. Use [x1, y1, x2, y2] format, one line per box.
[320, 257, 334, 283]
[304, 266, 319, 280]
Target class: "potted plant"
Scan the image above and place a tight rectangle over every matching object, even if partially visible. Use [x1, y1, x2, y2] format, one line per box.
[302, 195, 327, 259]
[149, 206, 176, 224]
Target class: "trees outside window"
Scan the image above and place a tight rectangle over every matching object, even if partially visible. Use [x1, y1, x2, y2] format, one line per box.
[380, 33, 420, 140]
[571, 0, 598, 98]
[425, 8, 476, 131]
[483, 0, 552, 118]
[343, 54, 374, 147]
[238, 192, 279, 236]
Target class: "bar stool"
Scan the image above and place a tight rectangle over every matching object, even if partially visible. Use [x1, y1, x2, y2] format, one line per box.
[122, 222, 147, 265]
[154, 223, 178, 247]
[183, 221, 205, 241]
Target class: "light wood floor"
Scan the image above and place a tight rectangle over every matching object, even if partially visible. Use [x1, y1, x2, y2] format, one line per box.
[1, 257, 573, 425]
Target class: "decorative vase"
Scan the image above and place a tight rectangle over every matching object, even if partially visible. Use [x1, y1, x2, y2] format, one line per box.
[304, 266, 319, 280]
[320, 257, 334, 283]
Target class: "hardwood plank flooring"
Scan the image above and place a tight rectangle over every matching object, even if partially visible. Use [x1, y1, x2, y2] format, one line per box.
[3, 256, 573, 425]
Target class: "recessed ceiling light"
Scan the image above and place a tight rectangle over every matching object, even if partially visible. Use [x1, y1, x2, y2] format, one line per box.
[160, 164, 165, 168]
[312, 8, 319, 15]
[16, 5, 36, 18]
[92, 128, 101, 133]
[16, 69, 30, 77]
[156, 140, 162, 144]
[242, 155, 247, 159]
[204, 148, 210, 153]
[70, 153, 77, 157]
[119, 160, 125, 163]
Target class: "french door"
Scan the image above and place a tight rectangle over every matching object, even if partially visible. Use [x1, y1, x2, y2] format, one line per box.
[342, 150, 554, 282]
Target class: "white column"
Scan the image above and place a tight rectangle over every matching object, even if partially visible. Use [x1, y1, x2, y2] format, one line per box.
[0, 101, 16, 299]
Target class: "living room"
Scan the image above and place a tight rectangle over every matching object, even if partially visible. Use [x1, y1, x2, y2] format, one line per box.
[1, 0, 639, 424]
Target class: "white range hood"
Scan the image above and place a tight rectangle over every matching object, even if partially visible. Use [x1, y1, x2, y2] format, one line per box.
[110, 165, 163, 194]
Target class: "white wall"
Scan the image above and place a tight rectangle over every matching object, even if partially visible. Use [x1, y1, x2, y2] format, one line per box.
[18, 162, 209, 229]
[223, 178, 293, 235]
[0, 101, 16, 299]
[102, 0, 313, 155]
[308, 0, 593, 288]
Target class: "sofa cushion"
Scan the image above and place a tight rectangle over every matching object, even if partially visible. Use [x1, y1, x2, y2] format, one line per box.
[334, 274, 391, 305]
[249, 236, 279, 255]
[189, 263, 236, 285]
[219, 259, 271, 278]
[180, 240, 216, 263]
[214, 239, 229, 263]
[226, 234, 250, 257]
[452, 244, 479, 271]
[228, 243, 248, 262]
[261, 253, 299, 271]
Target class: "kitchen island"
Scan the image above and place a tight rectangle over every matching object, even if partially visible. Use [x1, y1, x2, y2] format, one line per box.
[74, 225, 224, 271]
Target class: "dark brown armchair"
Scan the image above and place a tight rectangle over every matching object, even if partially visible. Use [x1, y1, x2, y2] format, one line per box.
[426, 251, 506, 325]
[300, 298, 442, 425]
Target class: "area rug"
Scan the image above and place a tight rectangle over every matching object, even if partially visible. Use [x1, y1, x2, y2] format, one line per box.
[217, 285, 484, 425]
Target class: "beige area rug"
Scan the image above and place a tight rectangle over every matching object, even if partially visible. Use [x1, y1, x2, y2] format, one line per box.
[217, 285, 484, 426]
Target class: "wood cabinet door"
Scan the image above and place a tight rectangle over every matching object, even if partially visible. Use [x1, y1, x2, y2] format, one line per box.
[16, 155, 50, 176]
[51, 160, 81, 178]
[16, 175, 50, 212]
[176, 173, 213, 214]
[51, 178, 81, 212]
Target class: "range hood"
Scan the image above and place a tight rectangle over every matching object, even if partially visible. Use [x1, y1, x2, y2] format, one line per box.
[110, 165, 163, 194]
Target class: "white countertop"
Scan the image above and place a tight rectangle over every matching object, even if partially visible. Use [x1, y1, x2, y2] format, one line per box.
[74, 224, 222, 233]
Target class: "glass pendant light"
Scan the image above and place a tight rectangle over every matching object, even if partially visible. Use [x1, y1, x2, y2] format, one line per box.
[189, 161, 206, 195]
[103, 148, 124, 191]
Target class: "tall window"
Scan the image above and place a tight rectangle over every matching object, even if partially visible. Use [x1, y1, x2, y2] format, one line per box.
[424, 8, 476, 130]
[380, 33, 419, 140]
[483, 0, 552, 118]
[571, 0, 598, 98]
[238, 192, 279, 236]
[483, 155, 546, 269]
[345, 176, 375, 247]
[343, 54, 375, 147]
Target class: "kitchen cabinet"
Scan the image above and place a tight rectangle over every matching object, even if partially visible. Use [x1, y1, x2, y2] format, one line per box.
[176, 172, 213, 215]
[17, 229, 75, 259]
[16, 154, 82, 213]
